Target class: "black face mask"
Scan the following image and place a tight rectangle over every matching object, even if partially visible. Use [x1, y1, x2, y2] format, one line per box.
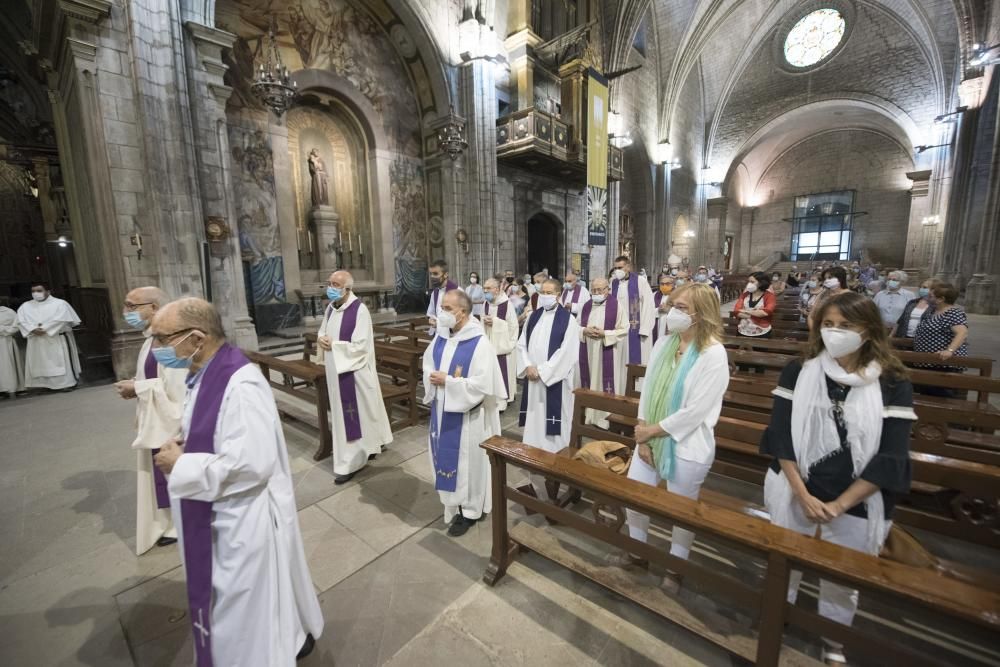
[430, 276, 442, 288]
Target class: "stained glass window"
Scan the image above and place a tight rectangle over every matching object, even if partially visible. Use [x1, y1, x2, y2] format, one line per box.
[783, 9, 846, 68]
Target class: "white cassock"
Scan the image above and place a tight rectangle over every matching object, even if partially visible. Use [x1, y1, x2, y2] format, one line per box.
[426, 282, 463, 319]
[578, 300, 628, 429]
[0, 306, 23, 394]
[317, 294, 393, 475]
[132, 332, 187, 554]
[16, 296, 81, 389]
[559, 284, 591, 317]
[611, 274, 655, 365]
[483, 294, 519, 410]
[422, 319, 506, 523]
[169, 363, 323, 666]
[653, 292, 671, 342]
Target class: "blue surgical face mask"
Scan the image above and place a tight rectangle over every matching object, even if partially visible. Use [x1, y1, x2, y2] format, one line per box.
[887, 280, 900, 290]
[563, 282, 573, 291]
[124, 311, 146, 329]
[675, 279, 685, 286]
[807, 280, 818, 289]
[484, 292, 495, 303]
[326, 286, 343, 302]
[918, 287, 930, 298]
[152, 331, 200, 369]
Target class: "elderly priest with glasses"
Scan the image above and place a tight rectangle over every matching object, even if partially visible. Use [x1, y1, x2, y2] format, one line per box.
[422, 289, 507, 537]
[150, 298, 323, 666]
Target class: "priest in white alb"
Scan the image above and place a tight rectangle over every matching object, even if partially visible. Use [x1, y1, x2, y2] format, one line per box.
[151, 298, 323, 666]
[0, 298, 23, 396]
[578, 277, 628, 428]
[317, 270, 393, 484]
[426, 259, 460, 327]
[422, 289, 506, 537]
[481, 277, 519, 411]
[558, 270, 590, 317]
[114, 286, 187, 554]
[16, 282, 81, 391]
[517, 278, 580, 500]
[610, 255, 655, 366]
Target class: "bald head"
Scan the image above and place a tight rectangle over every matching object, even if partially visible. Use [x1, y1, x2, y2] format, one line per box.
[328, 271, 354, 290]
[127, 286, 169, 307]
[152, 297, 225, 340]
[124, 286, 170, 330]
[590, 277, 609, 292]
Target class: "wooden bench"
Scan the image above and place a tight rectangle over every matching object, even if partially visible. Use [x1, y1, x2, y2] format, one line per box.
[244, 349, 332, 461]
[481, 433, 1000, 666]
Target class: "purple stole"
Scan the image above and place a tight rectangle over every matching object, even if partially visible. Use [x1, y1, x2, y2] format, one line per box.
[430, 280, 459, 313]
[181, 344, 250, 667]
[429, 334, 481, 491]
[518, 306, 571, 436]
[652, 292, 664, 345]
[612, 273, 642, 364]
[530, 292, 539, 310]
[144, 349, 171, 509]
[330, 299, 363, 440]
[578, 298, 618, 393]
[560, 284, 583, 313]
[485, 300, 510, 396]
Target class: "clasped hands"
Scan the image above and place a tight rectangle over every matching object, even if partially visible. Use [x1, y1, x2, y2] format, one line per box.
[153, 437, 185, 475]
[583, 325, 604, 339]
[796, 491, 845, 524]
[317, 335, 332, 351]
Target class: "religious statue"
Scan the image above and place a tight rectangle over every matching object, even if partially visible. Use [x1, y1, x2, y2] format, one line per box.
[308, 148, 329, 208]
[463, 0, 494, 27]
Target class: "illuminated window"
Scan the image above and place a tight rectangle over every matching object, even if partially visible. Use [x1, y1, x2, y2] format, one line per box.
[783, 9, 846, 68]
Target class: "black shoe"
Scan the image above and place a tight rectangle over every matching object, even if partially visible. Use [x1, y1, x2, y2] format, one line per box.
[156, 536, 178, 547]
[334, 472, 356, 485]
[447, 515, 475, 537]
[296, 634, 315, 660]
[367, 453, 377, 461]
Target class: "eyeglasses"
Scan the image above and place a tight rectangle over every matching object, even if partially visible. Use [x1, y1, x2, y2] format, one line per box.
[123, 301, 153, 311]
[151, 328, 194, 346]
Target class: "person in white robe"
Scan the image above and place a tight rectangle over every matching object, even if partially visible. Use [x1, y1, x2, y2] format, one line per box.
[516, 278, 580, 501]
[0, 300, 24, 396]
[16, 283, 81, 390]
[317, 270, 393, 484]
[578, 278, 628, 429]
[482, 278, 519, 411]
[422, 289, 506, 536]
[426, 259, 461, 327]
[559, 270, 590, 317]
[114, 287, 187, 554]
[151, 298, 323, 666]
[610, 255, 655, 366]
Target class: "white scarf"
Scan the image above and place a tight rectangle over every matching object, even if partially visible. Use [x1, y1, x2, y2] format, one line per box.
[764, 351, 889, 554]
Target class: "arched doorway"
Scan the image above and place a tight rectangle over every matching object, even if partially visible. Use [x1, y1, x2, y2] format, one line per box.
[527, 213, 562, 277]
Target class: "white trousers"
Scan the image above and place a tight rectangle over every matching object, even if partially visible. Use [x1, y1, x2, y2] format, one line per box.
[624, 454, 711, 560]
[773, 502, 872, 630]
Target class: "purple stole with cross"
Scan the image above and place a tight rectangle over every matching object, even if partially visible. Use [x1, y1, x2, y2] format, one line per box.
[330, 298, 364, 440]
[578, 298, 619, 393]
[180, 344, 249, 667]
[560, 284, 583, 314]
[612, 272, 642, 364]
[652, 291, 665, 345]
[430, 334, 481, 491]
[484, 299, 510, 396]
[430, 280, 459, 313]
[143, 348, 171, 509]
[518, 306, 571, 436]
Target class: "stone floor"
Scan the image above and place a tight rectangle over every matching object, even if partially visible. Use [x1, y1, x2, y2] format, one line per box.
[0, 386, 740, 667]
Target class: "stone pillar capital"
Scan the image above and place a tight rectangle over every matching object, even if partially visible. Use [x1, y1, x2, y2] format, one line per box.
[58, 0, 111, 24]
[906, 169, 932, 197]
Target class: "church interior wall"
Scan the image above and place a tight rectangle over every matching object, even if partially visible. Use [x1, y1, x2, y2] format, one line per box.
[750, 128, 914, 268]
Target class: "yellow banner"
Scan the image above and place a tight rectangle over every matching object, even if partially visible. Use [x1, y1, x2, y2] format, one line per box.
[586, 68, 609, 189]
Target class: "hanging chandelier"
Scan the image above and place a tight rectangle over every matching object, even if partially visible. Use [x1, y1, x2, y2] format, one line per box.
[435, 107, 468, 160]
[251, 17, 296, 117]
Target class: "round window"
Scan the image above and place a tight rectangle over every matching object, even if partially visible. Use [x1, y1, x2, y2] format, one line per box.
[783, 8, 846, 68]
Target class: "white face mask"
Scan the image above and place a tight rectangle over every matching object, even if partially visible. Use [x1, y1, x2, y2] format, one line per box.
[32, 292, 46, 302]
[436, 311, 457, 330]
[537, 294, 557, 310]
[592, 294, 606, 305]
[469, 277, 478, 284]
[821, 327, 864, 358]
[824, 278, 840, 289]
[665, 307, 693, 333]
[745, 282, 758, 293]
[612, 269, 626, 281]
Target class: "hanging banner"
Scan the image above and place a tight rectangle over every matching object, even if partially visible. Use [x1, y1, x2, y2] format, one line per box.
[586, 68, 609, 246]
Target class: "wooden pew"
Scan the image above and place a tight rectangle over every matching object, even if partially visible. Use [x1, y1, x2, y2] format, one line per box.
[244, 349, 332, 461]
[481, 434, 1000, 667]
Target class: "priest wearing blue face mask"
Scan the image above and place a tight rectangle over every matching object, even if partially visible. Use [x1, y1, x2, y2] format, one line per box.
[316, 270, 393, 484]
[150, 298, 324, 666]
[115, 287, 187, 553]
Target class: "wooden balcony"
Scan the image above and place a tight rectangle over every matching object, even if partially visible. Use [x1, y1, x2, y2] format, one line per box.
[496, 107, 623, 182]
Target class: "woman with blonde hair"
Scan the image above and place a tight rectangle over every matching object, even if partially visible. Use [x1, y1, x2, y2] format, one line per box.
[760, 291, 914, 666]
[613, 283, 730, 592]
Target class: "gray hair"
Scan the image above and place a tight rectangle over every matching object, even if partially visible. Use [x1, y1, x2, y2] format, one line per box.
[888, 270, 907, 282]
[173, 297, 225, 339]
[129, 286, 170, 307]
[331, 270, 355, 289]
[483, 278, 499, 289]
[446, 288, 473, 316]
[542, 278, 562, 293]
[590, 277, 609, 290]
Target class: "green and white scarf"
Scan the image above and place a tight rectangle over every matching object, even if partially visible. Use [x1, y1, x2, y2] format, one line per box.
[645, 333, 701, 481]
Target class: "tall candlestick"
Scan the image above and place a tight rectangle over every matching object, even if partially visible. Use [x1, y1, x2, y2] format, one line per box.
[348, 233, 353, 252]
[358, 234, 363, 255]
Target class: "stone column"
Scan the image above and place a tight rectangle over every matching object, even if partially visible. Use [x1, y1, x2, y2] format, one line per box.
[311, 206, 342, 271]
[965, 77, 1000, 315]
[504, 1, 539, 111]
[183, 22, 258, 350]
[706, 196, 729, 270]
[901, 170, 935, 276]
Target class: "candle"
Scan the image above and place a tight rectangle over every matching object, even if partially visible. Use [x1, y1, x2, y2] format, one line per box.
[135, 234, 142, 250]
[348, 233, 353, 252]
[358, 234, 363, 255]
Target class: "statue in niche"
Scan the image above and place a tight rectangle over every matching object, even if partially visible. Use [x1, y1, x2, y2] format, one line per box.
[308, 148, 330, 207]
[463, 0, 494, 27]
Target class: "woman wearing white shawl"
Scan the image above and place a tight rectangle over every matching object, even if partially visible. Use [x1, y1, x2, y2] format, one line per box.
[760, 292, 915, 666]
